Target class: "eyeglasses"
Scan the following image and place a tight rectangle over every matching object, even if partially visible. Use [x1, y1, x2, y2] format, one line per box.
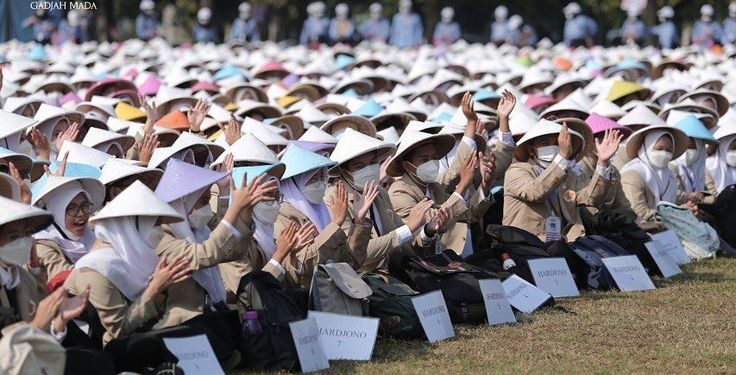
[263, 193, 283, 206]
[66, 202, 93, 216]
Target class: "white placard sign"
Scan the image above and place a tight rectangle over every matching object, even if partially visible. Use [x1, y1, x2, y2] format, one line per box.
[411, 290, 455, 343]
[289, 318, 330, 373]
[651, 230, 690, 265]
[162, 335, 225, 375]
[307, 311, 379, 360]
[501, 274, 552, 314]
[602, 255, 655, 292]
[478, 279, 516, 325]
[644, 240, 682, 278]
[528, 257, 580, 298]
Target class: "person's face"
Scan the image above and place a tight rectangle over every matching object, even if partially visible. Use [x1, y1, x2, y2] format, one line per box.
[400, 4, 411, 14]
[106, 177, 136, 203]
[532, 134, 559, 148]
[688, 138, 697, 150]
[344, 151, 379, 173]
[192, 189, 210, 211]
[19, 104, 37, 117]
[236, 88, 255, 101]
[0, 222, 30, 247]
[407, 144, 438, 167]
[306, 169, 327, 185]
[52, 119, 70, 142]
[653, 135, 673, 152]
[729, 140, 736, 151]
[522, 83, 549, 95]
[248, 112, 264, 121]
[65, 193, 91, 237]
[106, 143, 124, 158]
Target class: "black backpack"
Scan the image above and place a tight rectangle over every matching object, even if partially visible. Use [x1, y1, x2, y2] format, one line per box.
[580, 209, 660, 276]
[568, 235, 630, 290]
[390, 250, 508, 324]
[236, 271, 308, 371]
[707, 184, 736, 249]
[362, 272, 424, 339]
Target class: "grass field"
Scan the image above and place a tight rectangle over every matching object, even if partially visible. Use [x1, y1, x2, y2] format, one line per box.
[239, 258, 736, 374]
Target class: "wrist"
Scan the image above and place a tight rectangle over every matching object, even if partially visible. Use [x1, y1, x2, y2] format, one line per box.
[423, 223, 437, 236]
[597, 158, 609, 167]
[455, 184, 468, 196]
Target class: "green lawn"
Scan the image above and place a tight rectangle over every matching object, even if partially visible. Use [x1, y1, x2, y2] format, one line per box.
[238, 258, 736, 374]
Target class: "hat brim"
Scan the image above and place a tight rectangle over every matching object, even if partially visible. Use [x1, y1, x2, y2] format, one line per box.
[386, 133, 456, 177]
[514, 127, 586, 162]
[625, 125, 689, 161]
[330, 143, 396, 176]
[321, 115, 377, 138]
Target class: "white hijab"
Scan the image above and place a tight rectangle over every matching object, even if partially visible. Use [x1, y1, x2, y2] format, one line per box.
[75, 216, 159, 301]
[622, 130, 677, 204]
[674, 139, 706, 193]
[706, 134, 736, 192]
[280, 168, 332, 231]
[167, 192, 227, 305]
[33, 182, 96, 263]
[252, 177, 278, 260]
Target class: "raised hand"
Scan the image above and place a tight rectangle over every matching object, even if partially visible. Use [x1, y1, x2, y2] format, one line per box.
[379, 155, 392, 185]
[457, 151, 479, 195]
[139, 93, 158, 135]
[138, 133, 159, 164]
[497, 90, 517, 119]
[44, 151, 69, 177]
[294, 223, 317, 250]
[595, 129, 623, 166]
[558, 123, 573, 160]
[187, 98, 211, 133]
[59, 287, 88, 322]
[426, 206, 451, 236]
[228, 172, 279, 224]
[31, 287, 65, 330]
[222, 114, 242, 145]
[329, 181, 348, 226]
[406, 198, 433, 232]
[28, 127, 51, 161]
[461, 91, 478, 123]
[55, 122, 80, 151]
[8, 162, 31, 204]
[215, 153, 234, 196]
[355, 180, 380, 224]
[274, 221, 299, 263]
[144, 256, 191, 299]
[479, 152, 496, 193]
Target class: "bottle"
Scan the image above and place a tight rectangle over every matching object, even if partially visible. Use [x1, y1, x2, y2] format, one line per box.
[501, 252, 517, 271]
[242, 311, 263, 335]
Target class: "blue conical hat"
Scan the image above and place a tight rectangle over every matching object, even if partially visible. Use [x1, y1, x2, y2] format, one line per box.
[155, 159, 227, 203]
[353, 99, 384, 117]
[48, 161, 102, 179]
[675, 115, 717, 143]
[232, 163, 285, 188]
[280, 144, 336, 180]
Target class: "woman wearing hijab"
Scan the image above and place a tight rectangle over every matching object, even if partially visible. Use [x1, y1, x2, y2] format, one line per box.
[621, 125, 689, 222]
[275, 144, 370, 287]
[325, 128, 445, 272]
[707, 125, 736, 194]
[504, 120, 617, 241]
[671, 115, 718, 205]
[31, 175, 105, 288]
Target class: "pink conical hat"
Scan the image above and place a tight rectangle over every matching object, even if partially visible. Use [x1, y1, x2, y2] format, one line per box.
[584, 112, 632, 137]
[138, 75, 161, 96]
[59, 92, 82, 106]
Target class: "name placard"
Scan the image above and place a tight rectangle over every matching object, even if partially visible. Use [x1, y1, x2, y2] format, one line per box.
[478, 279, 516, 325]
[528, 257, 580, 298]
[162, 334, 224, 375]
[651, 230, 690, 265]
[289, 318, 330, 373]
[411, 290, 455, 343]
[307, 311, 379, 361]
[501, 274, 553, 314]
[645, 240, 682, 278]
[602, 255, 655, 292]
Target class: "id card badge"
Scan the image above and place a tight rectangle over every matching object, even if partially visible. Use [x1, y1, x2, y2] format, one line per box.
[545, 214, 561, 243]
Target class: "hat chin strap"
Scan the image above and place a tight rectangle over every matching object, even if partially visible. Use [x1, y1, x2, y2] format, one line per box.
[338, 168, 362, 193]
[401, 161, 429, 188]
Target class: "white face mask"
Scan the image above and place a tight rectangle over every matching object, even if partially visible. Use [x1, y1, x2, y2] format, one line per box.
[351, 163, 380, 190]
[303, 180, 327, 204]
[727, 151, 736, 168]
[685, 149, 699, 166]
[536, 145, 560, 163]
[188, 205, 214, 230]
[0, 237, 32, 267]
[253, 201, 280, 223]
[648, 150, 672, 168]
[414, 160, 439, 183]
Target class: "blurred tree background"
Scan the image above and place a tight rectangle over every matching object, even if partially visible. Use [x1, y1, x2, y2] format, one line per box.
[82, 0, 736, 44]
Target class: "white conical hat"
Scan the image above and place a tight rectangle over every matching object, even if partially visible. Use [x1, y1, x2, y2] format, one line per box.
[235, 99, 282, 119]
[514, 119, 586, 161]
[57, 141, 113, 168]
[2, 96, 45, 114]
[320, 114, 378, 138]
[404, 120, 443, 133]
[32, 103, 85, 127]
[589, 100, 626, 119]
[173, 131, 225, 160]
[90, 180, 183, 224]
[242, 117, 289, 147]
[211, 133, 279, 168]
[625, 124, 689, 160]
[106, 117, 138, 133]
[377, 126, 400, 144]
[82, 127, 136, 153]
[298, 125, 338, 144]
[295, 102, 330, 124]
[75, 101, 115, 119]
[0, 172, 20, 201]
[386, 130, 456, 177]
[0, 196, 52, 233]
[540, 95, 588, 118]
[31, 175, 105, 210]
[329, 128, 396, 169]
[99, 158, 163, 187]
[618, 104, 666, 128]
[0, 110, 37, 139]
[509, 110, 538, 139]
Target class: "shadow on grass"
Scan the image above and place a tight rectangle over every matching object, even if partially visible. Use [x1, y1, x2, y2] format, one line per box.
[654, 272, 726, 287]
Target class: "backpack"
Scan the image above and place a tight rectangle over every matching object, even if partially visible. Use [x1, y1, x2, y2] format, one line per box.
[309, 263, 372, 316]
[580, 208, 660, 276]
[656, 202, 719, 260]
[361, 272, 424, 339]
[391, 250, 509, 324]
[236, 271, 308, 371]
[466, 225, 548, 284]
[707, 184, 736, 248]
[568, 235, 630, 290]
